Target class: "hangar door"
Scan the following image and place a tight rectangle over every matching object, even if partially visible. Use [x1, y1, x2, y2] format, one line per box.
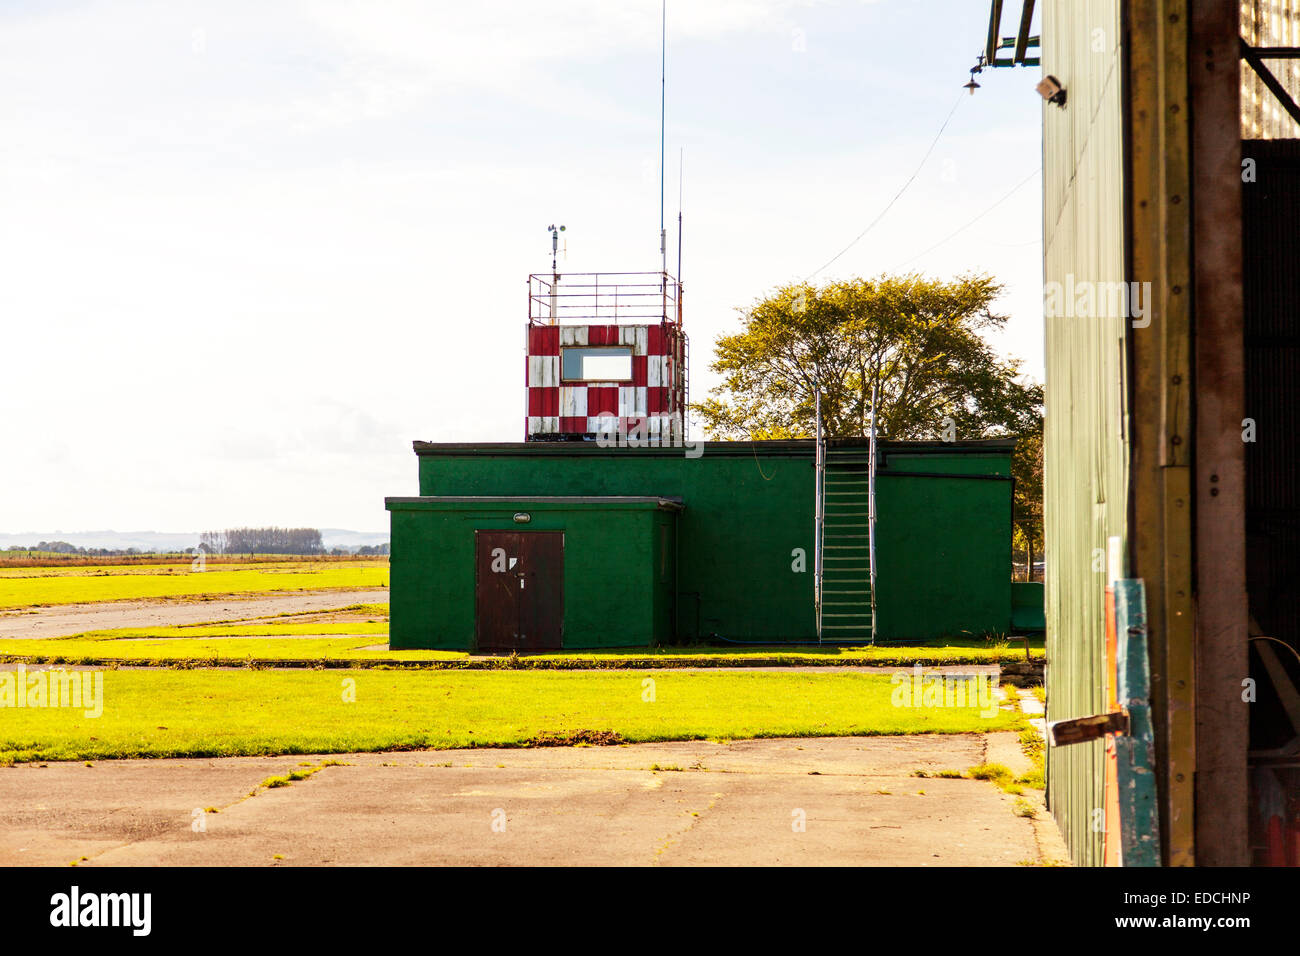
[475, 531, 564, 651]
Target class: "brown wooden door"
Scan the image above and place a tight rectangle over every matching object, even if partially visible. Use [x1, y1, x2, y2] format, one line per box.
[475, 531, 564, 651]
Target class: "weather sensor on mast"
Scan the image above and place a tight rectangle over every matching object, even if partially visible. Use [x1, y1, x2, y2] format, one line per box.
[546, 224, 565, 323]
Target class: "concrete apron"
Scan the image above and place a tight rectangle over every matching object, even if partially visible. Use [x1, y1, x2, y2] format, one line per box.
[0, 735, 1069, 867]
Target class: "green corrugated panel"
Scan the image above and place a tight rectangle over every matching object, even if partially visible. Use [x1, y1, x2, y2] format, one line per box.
[1041, 0, 1130, 867]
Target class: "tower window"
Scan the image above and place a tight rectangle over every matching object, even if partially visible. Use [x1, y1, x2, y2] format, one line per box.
[561, 347, 633, 382]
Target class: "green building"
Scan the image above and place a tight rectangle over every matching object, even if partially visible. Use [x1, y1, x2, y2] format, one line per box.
[385, 437, 1028, 650]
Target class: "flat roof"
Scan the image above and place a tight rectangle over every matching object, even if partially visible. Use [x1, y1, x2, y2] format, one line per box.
[386, 495, 685, 511]
[411, 438, 1017, 458]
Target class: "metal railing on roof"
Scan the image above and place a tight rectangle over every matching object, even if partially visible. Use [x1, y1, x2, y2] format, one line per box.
[528, 271, 682, 326]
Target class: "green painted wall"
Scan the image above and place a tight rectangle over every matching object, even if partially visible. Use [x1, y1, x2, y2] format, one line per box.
[1011, 582, 1047, 631]
[387, 498, 672, 650]
[415, 445, 813, 644]
[874, 463, 1013, 641]
[386, 440, 1015, 648]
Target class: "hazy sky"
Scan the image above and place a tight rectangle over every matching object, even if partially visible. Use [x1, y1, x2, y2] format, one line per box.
[1, 0, 1044, 533]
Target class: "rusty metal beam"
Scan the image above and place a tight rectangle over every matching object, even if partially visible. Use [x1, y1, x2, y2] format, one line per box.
[1157, 0, 1197, 871]
[986, 0, 1005, 66]
[1014, 0, 1037, 64]
[1190, 0, 1249, 868]
[1126, 0, 1167, 868]
[1125, 0, 1197, 867]
[1241, 40, 1300, 128]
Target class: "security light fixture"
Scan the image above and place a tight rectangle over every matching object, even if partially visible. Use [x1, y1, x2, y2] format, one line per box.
[963, 53, 985, 95]
[1036, 75, 1067, 108]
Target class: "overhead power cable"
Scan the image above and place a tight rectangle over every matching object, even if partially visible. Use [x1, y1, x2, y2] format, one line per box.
[803, 92, 965, 282]
[891, 166, 1041, 270]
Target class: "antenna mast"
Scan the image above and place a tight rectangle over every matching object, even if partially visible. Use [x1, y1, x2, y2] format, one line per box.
[659, 0, 666, 275]
[677, 148, 683, 285]
[546, 224, 565, 325]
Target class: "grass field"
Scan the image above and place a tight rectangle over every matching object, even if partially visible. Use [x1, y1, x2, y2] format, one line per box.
[0, 669, 1027, 764]
[0, 562, 1037, 764]
[0, 560, 388, 608]
[0, 590, 1043, 667]
[0, 634, 1042, 667]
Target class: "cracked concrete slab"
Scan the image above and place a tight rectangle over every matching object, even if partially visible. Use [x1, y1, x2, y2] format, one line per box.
[0, 735, 1069, 866]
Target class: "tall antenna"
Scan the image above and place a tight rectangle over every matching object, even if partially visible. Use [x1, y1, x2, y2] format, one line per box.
[659, 0, 666, 274]
[676, 148, 683, 284]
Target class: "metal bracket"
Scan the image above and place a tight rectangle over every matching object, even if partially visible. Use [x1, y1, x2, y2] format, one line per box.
[1240, 39, 1300, 128]
[1049, 711, 1130, 747]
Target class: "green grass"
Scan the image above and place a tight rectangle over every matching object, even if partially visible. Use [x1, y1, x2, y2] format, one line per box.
[0, 562, 388, 608]
[965, 732, 1047, 795]
[0, 636, 444, 663]
[0, 670, 1027, 764]
[968, 762, 1016, 786]
[0, 635, 444, 664]
[74, 623, 388, 638]
[1017, 728, 1046, 789]
[0, 634, 1043, 668]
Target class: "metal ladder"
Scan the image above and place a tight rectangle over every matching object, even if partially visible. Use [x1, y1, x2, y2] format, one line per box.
[681, 333, 690, 433]
[815, 395, 877, 643]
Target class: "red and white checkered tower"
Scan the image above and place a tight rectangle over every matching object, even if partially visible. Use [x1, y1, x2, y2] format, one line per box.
[525, 270, 687, 443]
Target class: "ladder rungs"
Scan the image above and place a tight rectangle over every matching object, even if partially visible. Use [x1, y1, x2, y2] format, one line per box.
[817, 433, 875, 642]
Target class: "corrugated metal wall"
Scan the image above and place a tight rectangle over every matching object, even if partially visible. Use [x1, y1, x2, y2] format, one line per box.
[1242, 140, 1300, 654]
[1241, 0, 1300, 138]
[1041, 0, 1130, 867]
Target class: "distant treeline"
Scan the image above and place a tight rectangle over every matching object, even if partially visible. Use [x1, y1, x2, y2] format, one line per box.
[4, 533, 389, 559]
[200, 527, 325, 555]
[5, 541, 152, 556]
